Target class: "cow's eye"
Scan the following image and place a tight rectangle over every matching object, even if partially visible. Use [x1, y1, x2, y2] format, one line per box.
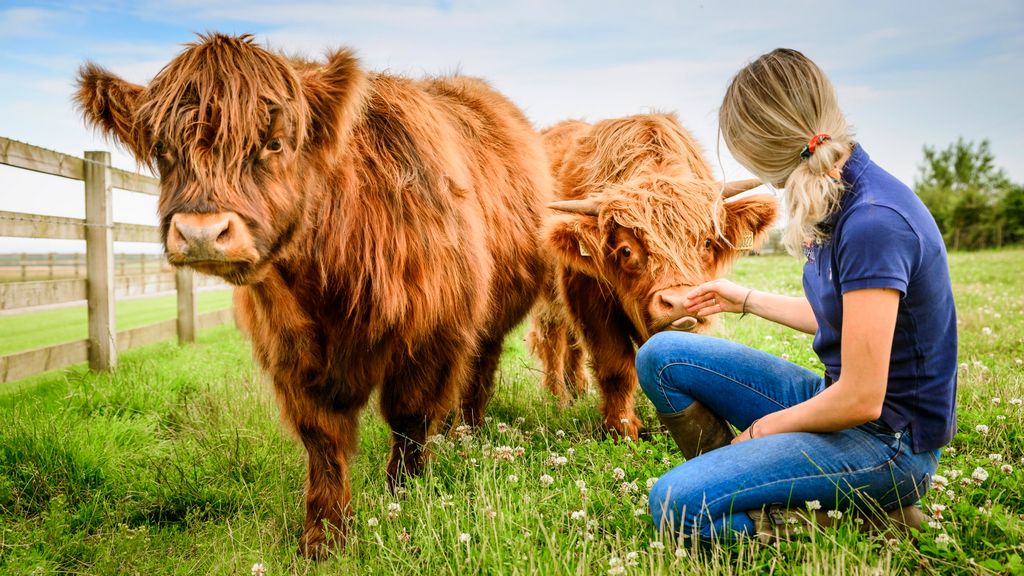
[266, 138, 283, 153]
[154, 141, 166, 157]
[703, 238, 713, 249]
[621, 246, 632, 258]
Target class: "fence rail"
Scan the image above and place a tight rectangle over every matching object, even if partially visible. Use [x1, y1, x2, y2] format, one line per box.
[0, 136, 234, 384]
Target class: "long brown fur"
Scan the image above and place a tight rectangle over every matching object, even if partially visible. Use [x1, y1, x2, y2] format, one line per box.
[528, 114, 777, 438]
[75, 33, 550, 559]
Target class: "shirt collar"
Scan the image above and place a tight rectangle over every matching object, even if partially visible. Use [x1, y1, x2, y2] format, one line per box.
[840, 143, 870, 189]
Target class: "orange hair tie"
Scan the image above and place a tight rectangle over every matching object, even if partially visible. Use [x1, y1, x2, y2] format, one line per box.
[800, 133, 831, 159]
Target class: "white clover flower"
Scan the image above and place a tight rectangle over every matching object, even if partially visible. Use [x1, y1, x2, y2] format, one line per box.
[646, 477, 660, 490]
[927, 520, 942, 530]
[387, 502, 401, 515]
[826, 510, 843, 520]
[609, 556, 622, 567]
[608, 566, 626, 575]
[367, 517, 379, 527]
[976, 424, 990, 435]
[765, 335, 774, 341]
[251, 563, 266, 576]
[929, 503, 946, 518]
[567, 447, 575, 456]
[991, 397, 1002, 404]
[1015, 358, 1023, 366]
[997, 415, 1007, 421]
[935, 533, 953, 547]
[515, 417, 526, 424]
[540, 474, 555, 486]
[514, 446, 526, 457]
[946, 447, 957, 456]
[1010, 398, 1023, 406]
[650, 540, 665, 550]
[494, 445, 515, 462]
[427, 433, 446, 445]
[633, 507, 646, 517]
[945, 489, 957, 501]
[398, 528, 411, 542]
[958, 363, 969, 371]
[931, 474, 949, 490]
[497, 422, 509, 433]
[989, 453, 1003, 463]
[571, 509, 587, 520]
[947, 469, 962, 480]
[1001, 464, 1013, 474]
[555, 429, 566, 438]
[625, 551, 639, 566]
[675, 547, 687, 558]
[805, 500, 822, 511]
[972, 467, 989, 484]
[662, 457, 673, 467]
[508, 474, 519, 484]
[982, 327, 993, 336]
[613, 467, 626, 481]
[458, 533, 471, 543]
[485, 509, 497, 520]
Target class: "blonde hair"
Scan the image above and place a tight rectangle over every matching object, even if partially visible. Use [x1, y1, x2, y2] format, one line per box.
[719, 48, 852, 256]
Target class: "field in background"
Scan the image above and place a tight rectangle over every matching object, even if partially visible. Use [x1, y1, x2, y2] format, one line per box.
[0, 249, 1021, 575]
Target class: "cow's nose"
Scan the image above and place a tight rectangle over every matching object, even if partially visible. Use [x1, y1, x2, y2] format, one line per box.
[654, 291, 687, 317]
[166, 212, 256, 263]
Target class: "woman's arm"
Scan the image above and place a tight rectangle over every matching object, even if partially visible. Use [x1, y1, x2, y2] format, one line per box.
[733, 287, 900, 442]
[685, 279, 818, 334]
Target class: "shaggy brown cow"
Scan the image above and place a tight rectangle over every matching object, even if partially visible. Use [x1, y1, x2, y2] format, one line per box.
[528, 114, 777, 439]
[75, 33, 550, 558]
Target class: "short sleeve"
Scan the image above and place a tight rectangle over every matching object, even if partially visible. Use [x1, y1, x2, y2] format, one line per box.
[836, 204, 920, 295]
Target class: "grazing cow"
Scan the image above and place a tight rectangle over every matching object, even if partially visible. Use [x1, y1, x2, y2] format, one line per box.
[75, 33, 550, 558]
[528, 114, 777, 438]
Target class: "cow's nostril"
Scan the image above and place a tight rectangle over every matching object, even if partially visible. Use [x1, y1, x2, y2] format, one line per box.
[217, 222, 231, 244]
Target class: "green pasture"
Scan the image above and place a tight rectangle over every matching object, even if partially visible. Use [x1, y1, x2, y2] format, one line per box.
[0, 290, 234, 356]
[0, 250, 1021, 575]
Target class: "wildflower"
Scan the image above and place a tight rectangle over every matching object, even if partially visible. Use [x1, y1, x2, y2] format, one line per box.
[661, 457, 673, 467]
[613, 467, 626, 481]
[514, 446, 526, 457]
[571, 509, 587, 521]
[972, 467, 989, 484]
[567, 447, 575, 456]
[997, 415, 1007, 421]
[935, 533, 953, 548]
[826, 510, 843, 520]
[625, 551, 639, 566]
[515, 417, 526, 424]
[540, 474, 555, 486]
[982, 327, 993, 336]
[440, 494, 455, 508]
[367, 517, 379, 527]
[458, 533, 471, 543]
[650, 540, 665, 550]
[508, 474, 519, 484]
[927, 520, 942, 529]
[945, 489, 957, 501]
[958, 363, 968, 371]
[931, 474, 949, 490]
[929, 503, 946, 519]
[1001, 464, 1013, 474]
[886, 538, 899, 547]
[675, 547, 687, 558]
[946, 469, 962, 480]
[765, 335, 774, 341]
[975, 424, 989, 435]
[427, 434, 446, 445]
[978, 506, 992, 516]
[646, 477, 660, 490]
[633, 507, 646, 517]
[781, 353, 790, 360]
[387, 502, 401, 520]
[556, 429, 566, 438]
[546, 453, 569, 467]
[485, 508, 497, 520]
[991, 397, 1001, 404]
[608, 556, 625, 574]
[398, 528, 411, 542]
[989, 453, 1003, 463]
[1016, 359, 1023, 366]
[621, 481, 639, 495]
[494, 445, 515, 462]
[252, 563, 266, 576]
[854, 517, 864, 526]
[945, 447, 957, 456]
[454, 424, 472, 438]
[1010, 398, 1023, 406]
[805, 500, 822, 511]
[608, 565, 626, 575]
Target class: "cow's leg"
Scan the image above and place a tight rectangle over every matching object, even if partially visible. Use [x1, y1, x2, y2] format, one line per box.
[564, 326, 590, 399]
[562, 272, 642, 439]
[460, 335, 504, 427]
[527, 311, 573, 405]
[382, 342, 469, 487]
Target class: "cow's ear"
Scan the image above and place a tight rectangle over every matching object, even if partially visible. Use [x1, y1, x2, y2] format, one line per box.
[301, 48, 369, 151]
[722, 194, 778, 251]
[74, 63, 147, 156]
[543, 215, 605, 277]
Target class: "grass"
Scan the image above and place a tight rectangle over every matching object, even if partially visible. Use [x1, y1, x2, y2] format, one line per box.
[0, 249, 1021, 575]
[0, 289, 234, 355]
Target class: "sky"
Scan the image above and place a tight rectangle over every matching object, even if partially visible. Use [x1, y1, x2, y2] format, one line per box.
[1, 0, 1022, 253]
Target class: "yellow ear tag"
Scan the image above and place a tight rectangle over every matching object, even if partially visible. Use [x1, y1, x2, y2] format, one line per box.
[738, 232, 754, 251]
[578, 241, 591, 257]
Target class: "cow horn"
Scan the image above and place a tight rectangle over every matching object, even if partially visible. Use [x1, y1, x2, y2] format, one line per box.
[548, 198, 601, 216]
[721, 179, 763, 198]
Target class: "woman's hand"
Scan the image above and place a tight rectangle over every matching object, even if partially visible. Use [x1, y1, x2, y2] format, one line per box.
[684, 279, 752, 317]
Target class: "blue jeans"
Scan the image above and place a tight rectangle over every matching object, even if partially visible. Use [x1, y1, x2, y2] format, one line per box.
[636, 331, 939, 541]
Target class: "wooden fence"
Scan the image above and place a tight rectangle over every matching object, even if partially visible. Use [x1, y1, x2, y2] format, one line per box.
[0, 136, 234, 384]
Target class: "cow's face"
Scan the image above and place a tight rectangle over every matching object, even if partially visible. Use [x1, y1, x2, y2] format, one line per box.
[74, 33, 367, 285]
[546, 174, 776, 340]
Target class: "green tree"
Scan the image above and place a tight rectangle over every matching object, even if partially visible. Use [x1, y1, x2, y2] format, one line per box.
[914, 139, 1015, 250]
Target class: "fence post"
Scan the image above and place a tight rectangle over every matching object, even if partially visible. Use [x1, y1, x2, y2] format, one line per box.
[176, 267, 197, 344]
[85, 151, 116, 371]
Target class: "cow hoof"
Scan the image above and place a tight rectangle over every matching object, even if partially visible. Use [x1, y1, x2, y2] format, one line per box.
[298, 525, 343, 560]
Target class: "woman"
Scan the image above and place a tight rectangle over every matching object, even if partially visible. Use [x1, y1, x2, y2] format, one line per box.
[638, 48, 957, 543]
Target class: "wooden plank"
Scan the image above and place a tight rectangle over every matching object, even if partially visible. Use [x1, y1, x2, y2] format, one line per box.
[85, 151, 117, 371]
[110, 167, 160, 196]
[116, 319, 177, 351]
[112, 222, 161, 243]
[0, 340, 88, 384]
[115, 272, 175, 298]
[197, 308, 234, 331]
[175, 268, 197, 344]
[0, 211, 86, 240]
[0, 136, 85, 181]
[0, 279, 87, 310]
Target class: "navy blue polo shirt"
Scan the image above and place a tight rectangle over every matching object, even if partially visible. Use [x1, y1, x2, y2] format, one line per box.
[802, 144, 957, 453]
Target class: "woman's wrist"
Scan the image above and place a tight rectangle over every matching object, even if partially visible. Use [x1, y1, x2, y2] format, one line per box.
[740, 289, 755, 318]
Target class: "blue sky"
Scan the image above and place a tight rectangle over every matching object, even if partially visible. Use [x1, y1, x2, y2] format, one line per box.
[1, 0, 1022, 252]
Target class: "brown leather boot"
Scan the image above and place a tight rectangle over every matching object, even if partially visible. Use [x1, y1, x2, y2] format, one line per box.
[747, 503, 928, 544]
[656, 401, 736, 459]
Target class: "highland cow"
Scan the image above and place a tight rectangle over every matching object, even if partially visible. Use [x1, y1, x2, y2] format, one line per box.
[528, 114, 777, 438]
[76, 33, 550, 558]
